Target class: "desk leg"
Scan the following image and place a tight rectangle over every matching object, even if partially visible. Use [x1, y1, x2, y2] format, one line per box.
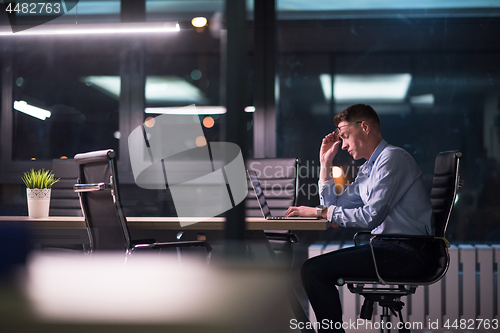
[245, 230, 316, 333]
[245, 230, 276, 263]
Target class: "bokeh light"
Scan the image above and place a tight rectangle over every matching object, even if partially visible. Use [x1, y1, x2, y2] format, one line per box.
[332, 166, 343, 178]
[195, 136, 207, 147]
[191, 17, 207, 28]
[145, 116, 155, 128]
[191, 69, 202, 80]
[203, 116, 215, 128]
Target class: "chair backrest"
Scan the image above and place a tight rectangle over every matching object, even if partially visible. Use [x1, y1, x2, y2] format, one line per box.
[431, 150, 463, 238]
[402, 150, 463, 284]
[74, 149, 131, 252]
[49, 158, 83, 216]
[245, 158, 300, 217]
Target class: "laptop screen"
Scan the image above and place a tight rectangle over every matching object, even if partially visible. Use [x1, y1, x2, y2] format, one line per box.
[247, 170, 272, 218]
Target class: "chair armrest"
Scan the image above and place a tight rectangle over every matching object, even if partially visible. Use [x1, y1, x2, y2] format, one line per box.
[370, 234, 450, 248]
[74, 182, 113, 192]
[368, 234, 448, 285]
[353, 231, 372, 246]
[264, 232, 299, 243]
[371, 234, 435, 241]
[131, 239, 157, 246]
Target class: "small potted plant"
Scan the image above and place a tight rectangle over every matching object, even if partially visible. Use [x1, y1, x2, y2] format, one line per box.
[22, 169, 59, 218]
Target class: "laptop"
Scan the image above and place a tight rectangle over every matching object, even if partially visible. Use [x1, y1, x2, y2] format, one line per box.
[247, 170, 318, 220]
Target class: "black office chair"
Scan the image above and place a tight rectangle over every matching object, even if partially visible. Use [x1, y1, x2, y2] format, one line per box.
[49, 158, 83, 216]
[336, 150, 463, 332]
[73, 149, 211, 259]
[245, 158, 301, 265]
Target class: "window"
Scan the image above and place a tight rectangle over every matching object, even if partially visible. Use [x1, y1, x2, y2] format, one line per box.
[277, 6, 500, 243]
[12, 41, 120, 161]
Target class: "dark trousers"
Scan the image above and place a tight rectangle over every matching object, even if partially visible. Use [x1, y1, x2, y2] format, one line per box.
[301, 239, 433, 333]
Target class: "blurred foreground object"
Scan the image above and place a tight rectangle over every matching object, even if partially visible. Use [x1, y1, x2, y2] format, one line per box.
[4, 252, 294, 333]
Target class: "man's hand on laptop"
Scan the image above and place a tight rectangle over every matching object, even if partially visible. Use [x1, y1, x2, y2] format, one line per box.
[285, 206, 317, 218]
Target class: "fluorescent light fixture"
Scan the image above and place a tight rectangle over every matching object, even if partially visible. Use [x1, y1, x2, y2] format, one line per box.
[146, 76, 206, 104]
[84, 76, 120, 98]
[0, 22, 179, 36]
[410, 93, 434, 106]
[319, 74, 332, 101]
[14, 101, 51, 120]
[145, 106, 224, 115]
[84, 75, 207, 104]
[333, 74, 412, 102]
[145, 106, 256, 115]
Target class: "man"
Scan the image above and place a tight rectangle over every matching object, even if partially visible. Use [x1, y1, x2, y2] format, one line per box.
[285, 104, 433, 332]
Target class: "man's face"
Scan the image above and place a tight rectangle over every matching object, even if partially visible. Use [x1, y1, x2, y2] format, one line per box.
[337, 120, 366, 160]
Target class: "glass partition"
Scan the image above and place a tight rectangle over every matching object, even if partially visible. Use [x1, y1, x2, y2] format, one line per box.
[277, 2, 500, 243]
[12, 43, 120, 161]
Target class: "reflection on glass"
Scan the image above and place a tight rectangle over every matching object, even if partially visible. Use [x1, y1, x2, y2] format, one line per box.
[13, 51, 119, 160]
[333, 74, 412, 103]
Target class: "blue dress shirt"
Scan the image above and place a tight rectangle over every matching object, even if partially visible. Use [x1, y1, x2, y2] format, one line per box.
[319, 140, 434, 235]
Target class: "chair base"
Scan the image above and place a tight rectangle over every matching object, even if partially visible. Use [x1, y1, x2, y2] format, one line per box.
[351, 284, 415, 333]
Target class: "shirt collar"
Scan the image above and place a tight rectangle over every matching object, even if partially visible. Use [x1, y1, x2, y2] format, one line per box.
[367, 139, 387, 167]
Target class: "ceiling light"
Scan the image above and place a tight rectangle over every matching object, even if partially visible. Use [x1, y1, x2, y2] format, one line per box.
[319, 74, 332, 101]
[84, 75, 207, 104]
[145, 106, 256, 115]
[84, 76, 120, 98]
[0, 22, 179, 36]
[333, 74, 412, 102]
[191, 17, 208, 28]
[145, 106, 225, 115]
[146, 76, 206, 104]
[410, 94, 434, 106]
[14, 101, 51, 120]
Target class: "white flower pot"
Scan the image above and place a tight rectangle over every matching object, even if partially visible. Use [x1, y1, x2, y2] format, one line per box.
[27, 188, 51, 218]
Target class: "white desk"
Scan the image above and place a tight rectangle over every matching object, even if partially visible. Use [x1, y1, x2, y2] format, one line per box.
[0, 216, 330, 231]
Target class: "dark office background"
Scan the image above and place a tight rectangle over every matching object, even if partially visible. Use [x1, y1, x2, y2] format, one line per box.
[1, 0, 500, 244]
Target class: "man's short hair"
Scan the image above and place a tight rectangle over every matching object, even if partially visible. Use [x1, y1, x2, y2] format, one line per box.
[334, 104, 381, 132]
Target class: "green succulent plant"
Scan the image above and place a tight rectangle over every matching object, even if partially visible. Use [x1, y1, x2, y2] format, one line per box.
[22, 169, 60, 189]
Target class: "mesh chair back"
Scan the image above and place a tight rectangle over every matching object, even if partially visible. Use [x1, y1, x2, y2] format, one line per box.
[74, 149, 131, 252]
[49, 158, 83, 216]
[245, 158, 300, 217]
[431, 151, 462, 238]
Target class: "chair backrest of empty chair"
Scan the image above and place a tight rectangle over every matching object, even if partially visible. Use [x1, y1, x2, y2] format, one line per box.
[245, 158, 300, 217]
[74, 149, 130, 252]
[431, 150, 462, 238]
[50, 158, 83, 216]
